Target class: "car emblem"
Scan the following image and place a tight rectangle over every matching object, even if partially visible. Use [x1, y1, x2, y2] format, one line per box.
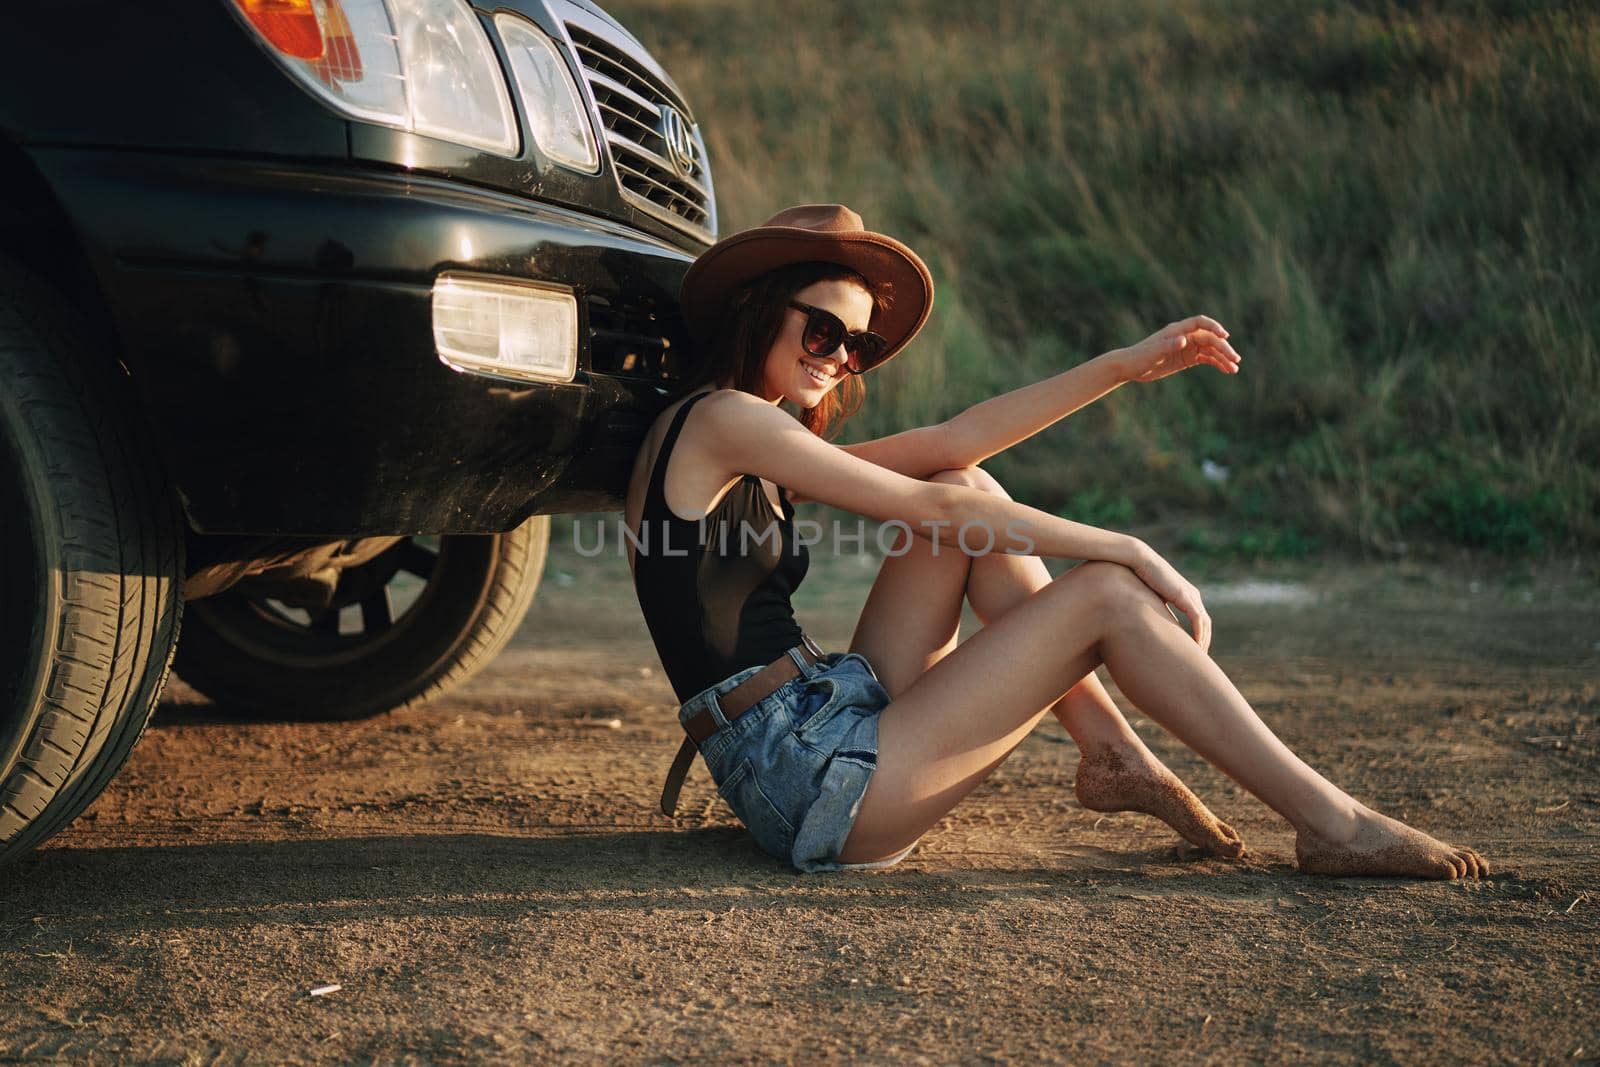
[659, 104, 696, 178]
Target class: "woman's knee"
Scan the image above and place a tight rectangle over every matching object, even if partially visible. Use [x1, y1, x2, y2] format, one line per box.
[928, 465, 1011, 499]
[1058, 559, 1162, 616]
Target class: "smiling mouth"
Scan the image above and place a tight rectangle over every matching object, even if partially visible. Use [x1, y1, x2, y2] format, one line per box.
[802, 361, 833, 386]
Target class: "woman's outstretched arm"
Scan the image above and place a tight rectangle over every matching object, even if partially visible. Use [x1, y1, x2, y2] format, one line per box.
[788, 315, 1241, 501]
[942, 314, 1241, 468]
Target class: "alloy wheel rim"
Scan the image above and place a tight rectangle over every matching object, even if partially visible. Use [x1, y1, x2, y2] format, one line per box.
[189, 536, 455, 669]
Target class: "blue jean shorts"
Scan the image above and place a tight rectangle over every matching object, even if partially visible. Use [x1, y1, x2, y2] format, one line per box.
[678, 647, 911, 873]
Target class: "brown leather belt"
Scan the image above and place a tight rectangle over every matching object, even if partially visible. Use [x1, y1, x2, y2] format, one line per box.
[660, 638, 824, 817]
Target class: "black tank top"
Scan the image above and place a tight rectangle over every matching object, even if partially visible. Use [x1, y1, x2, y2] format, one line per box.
[632, 391, 810, 703]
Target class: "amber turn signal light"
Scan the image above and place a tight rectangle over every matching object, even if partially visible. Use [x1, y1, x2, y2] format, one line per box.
[232, 0, 325, 61]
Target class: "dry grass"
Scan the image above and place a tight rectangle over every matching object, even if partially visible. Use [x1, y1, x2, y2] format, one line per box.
[612, 0, 1599, 555]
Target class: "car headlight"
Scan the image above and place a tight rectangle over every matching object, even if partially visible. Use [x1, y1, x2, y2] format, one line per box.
[494, 14, 599, 173]
[231, 0, 518, 157]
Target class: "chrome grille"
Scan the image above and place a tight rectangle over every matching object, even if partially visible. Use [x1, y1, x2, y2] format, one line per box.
[565, 23, 714, 242]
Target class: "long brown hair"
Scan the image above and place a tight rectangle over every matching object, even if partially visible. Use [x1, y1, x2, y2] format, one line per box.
[677, 261, 893, 441]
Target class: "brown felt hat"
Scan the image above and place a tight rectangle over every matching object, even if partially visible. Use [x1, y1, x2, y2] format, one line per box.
[680, 204, 934, 369]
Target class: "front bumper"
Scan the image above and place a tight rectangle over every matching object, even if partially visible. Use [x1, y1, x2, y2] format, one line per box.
[31, 147, 695, 536]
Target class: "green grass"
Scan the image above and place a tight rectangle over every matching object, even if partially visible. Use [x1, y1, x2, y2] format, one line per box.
[609, 0, 1600, 555]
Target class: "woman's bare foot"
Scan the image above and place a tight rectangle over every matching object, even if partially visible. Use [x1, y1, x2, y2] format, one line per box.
[1074, 741, 1246, 858]
[1295, 807, 1490, 879]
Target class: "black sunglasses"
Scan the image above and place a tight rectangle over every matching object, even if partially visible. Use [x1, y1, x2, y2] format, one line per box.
[788, 301, 890, 375]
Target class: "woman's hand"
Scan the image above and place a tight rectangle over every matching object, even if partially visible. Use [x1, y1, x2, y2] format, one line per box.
[1129, 544, 1213, 652]
[1115, 315, 1241, 384]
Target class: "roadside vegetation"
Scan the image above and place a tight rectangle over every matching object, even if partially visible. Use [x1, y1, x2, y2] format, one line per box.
[613, 0, 1598, 557]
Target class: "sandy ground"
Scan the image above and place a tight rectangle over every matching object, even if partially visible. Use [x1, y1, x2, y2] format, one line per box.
[2, 530, 1597, 1065]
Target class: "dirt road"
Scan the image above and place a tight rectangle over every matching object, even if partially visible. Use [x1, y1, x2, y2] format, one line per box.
[3, 535, 1597, 1064]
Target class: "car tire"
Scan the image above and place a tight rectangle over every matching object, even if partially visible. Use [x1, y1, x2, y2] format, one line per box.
[173, 517, 549, 720]
[0, 259, 185, 867]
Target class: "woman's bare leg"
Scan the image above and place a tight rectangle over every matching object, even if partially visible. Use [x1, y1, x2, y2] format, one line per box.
[839, 559, 1489, 880]
[850, 467, 1241, 855]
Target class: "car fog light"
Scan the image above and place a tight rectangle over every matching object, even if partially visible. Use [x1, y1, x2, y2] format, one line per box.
[432, 274, 578, 384]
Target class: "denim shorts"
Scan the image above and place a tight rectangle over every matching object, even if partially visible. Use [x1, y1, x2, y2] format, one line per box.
[678, 647, 912, 873]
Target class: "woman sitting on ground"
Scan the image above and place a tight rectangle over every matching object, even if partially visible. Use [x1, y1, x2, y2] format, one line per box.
[625, 203, 1488, 879]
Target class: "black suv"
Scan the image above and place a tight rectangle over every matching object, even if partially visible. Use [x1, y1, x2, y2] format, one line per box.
[0, 0, 712, 864]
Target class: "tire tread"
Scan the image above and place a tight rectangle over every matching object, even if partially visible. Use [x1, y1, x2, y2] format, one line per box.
[0, 256, 183, 865]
